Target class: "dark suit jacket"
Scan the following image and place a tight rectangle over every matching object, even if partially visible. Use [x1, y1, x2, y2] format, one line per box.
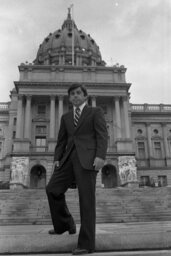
[54, 105, 108, 170]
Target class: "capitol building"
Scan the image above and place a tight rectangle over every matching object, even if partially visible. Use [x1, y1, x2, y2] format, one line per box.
[0, 10, 171, 189]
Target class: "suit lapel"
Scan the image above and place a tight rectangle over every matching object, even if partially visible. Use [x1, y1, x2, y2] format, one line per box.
[67, 110, 75, 133]
[74, 105, 90, 132]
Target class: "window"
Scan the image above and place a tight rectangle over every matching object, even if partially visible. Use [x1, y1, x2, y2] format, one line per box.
[153, 129, 159, 135]
[137, 129, 143, 135]
[36, 126, 46, 135]
[153, 141, 162, 158]
[0, 128, 2, 135]
[80, 35, 85, 40]
[137, 141, 146, 159]
[35, 136, 46, 152]
[158, 176, 167, 187]
[13, 118, 17, 125]
[140, 176, 150, 187]
[38, 105, 46, 115]
[68, 32, 72, 37]
[13, 131, 16, 139]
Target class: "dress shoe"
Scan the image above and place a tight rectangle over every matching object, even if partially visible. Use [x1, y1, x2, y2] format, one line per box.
[48, 224, 76, 235]
[72, 248, 93, 255]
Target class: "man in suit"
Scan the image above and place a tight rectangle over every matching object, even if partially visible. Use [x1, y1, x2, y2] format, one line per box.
[46, 84, 108, 255]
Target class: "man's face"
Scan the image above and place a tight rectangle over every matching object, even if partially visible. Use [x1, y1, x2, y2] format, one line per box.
[69, 87, 87, 107]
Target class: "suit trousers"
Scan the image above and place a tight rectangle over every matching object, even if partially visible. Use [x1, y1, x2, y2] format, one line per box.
[46, 147, 97, 251]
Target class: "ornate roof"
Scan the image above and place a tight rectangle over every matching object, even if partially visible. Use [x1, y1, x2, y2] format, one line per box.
[34, 9, 105, 66]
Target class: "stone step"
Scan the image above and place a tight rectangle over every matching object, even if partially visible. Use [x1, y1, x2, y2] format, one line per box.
[0, 187, 171, 225]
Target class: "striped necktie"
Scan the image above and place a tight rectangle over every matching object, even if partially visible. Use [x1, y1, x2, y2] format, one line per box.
[74, 107, 81, 127]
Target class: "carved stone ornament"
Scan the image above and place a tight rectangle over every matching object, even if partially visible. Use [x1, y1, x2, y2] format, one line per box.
[10, 157, 29, 189]
[118, 156, 138, 186]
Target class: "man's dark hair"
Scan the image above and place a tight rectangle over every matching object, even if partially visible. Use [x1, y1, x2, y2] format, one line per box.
[68, 84, 88, 96]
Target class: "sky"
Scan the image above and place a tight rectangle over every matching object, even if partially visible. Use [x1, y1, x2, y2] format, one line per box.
[0, 0, 171, 104]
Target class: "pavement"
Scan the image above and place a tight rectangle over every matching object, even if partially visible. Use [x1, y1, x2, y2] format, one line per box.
[1, 222, 171, 255]
[4, 251, 171, 256]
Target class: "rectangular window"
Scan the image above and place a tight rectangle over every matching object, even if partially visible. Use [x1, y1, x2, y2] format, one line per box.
[38, 105, 46, 115]
[13, 131, 16, 139]
[137, 141, 146, 159]
[13, 118, 17, 126]
[140, 176, 150, 187]
[158, 176, 167, 187]
[35, 136, 46, 152]
[154, 141, 162, 158]
[36, 126, 47, 135]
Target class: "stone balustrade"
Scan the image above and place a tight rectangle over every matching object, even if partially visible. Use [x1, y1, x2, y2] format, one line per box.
[131, 104, 171, 112]
[0, 103, 9, 110]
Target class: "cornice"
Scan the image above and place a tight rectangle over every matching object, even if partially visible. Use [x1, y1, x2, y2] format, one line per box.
[14, 81, 131, 88]
[18, 64, 127, 73]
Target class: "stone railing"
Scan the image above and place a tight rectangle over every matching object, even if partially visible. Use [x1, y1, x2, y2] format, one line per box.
[131, 104, 171, 112]
[30, 146, 48, 152]
[0, 103, 9, 110]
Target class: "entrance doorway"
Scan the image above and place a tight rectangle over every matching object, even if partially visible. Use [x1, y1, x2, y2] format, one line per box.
[101, 164, 117, 188]
[30, 165, 46, 189]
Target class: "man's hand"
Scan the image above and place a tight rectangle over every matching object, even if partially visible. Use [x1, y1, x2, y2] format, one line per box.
[93, 157, 104, 171]
[52, 161, 60, 171]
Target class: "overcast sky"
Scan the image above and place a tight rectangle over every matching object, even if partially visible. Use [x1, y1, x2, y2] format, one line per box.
[0, 0, 171, 104]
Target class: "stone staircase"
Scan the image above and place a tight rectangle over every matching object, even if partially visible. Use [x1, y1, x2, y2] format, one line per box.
[0, 187, 171, 225]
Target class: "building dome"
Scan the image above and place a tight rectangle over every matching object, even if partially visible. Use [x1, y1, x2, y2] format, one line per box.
[34, 9, 105, 66]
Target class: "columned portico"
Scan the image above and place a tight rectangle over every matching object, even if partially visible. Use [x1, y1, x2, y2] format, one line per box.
[24, 95, 32, 139]
[114, 96, 133, 153]
[49, 95, 56, 139]
[16, 95, 24, 139]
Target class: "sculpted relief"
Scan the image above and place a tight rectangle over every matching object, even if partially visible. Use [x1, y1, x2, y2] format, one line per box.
[118, 156, 138, 186]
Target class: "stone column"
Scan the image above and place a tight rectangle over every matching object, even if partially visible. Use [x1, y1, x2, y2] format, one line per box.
[58, 95, 64, 127]
[162, 124, 170, 158]
[114, 97, 122, 139]
[122, 96, 131, 138]
[76, 54, 80, 66]
[24, 95, 32, 139]
[50, 95, 56, 139]
[91, 96, 96, 107]
[16, 95, 24, 139]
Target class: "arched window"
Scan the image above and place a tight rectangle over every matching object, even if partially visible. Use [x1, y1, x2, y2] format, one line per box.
[30, 165, 46, 189]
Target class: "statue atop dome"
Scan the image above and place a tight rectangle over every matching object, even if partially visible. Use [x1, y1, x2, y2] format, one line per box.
[67, 5, 72, 19]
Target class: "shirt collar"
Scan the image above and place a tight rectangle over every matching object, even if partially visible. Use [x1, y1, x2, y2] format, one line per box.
[73, 101, 87, 114]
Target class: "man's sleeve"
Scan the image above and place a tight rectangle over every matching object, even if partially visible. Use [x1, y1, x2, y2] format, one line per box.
[94, 107, 108, 160]
[54, 115, 68, 162]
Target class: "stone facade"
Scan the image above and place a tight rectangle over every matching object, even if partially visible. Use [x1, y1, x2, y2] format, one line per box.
[0, 11, 171, 189]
